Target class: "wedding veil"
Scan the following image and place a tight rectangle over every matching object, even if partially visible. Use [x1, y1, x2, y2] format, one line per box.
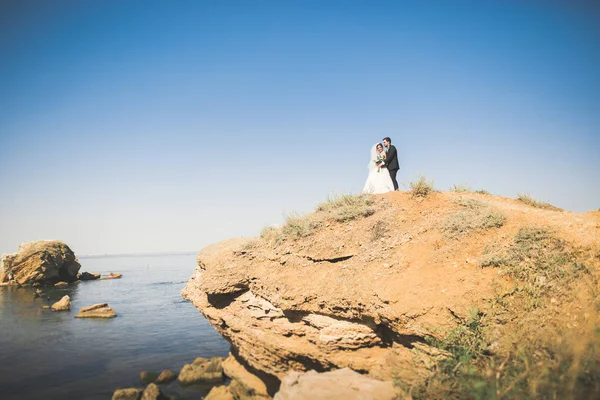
[367, 143, 380, 172]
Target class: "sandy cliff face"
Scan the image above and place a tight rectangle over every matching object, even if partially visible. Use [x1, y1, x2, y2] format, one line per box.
[182, 192, 600, 396]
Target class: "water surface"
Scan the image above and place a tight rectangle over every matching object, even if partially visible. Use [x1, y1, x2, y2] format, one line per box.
[0, 254, 230, 400]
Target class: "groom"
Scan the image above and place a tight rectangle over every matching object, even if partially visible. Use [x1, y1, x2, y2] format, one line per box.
[383, 137, 399, 190]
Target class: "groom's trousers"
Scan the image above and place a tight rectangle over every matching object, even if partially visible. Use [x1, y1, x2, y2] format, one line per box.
[389, 169, 399, 191]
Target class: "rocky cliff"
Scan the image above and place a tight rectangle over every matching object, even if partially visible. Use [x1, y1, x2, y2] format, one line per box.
[183, 191, 600, 399]
[1, 240, 81, 285]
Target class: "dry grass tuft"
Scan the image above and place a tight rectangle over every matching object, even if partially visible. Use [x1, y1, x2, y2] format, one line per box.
[281, 214, 322, 240]
[441, 198, 506, 238]
[370, 220, 388, 241]
[316, 194, 375, 222]
[517, 193, 563, 212]
[410, 176, 435, 198]
[450, 184, 471, 193]
[474, 189, 490, 195]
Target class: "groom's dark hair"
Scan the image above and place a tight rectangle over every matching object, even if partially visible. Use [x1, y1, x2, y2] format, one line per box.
[383, 137, 391, 143]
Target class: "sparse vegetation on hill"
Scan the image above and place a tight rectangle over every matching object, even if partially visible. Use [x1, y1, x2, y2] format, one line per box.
[281, 214, 322, 240]
[450, 184, 471, 193]
[191, 190, 599, 400]
[415, 225, 599, 400]
[316, 194, 375, 222]
[517, 193, 563, 212]
[441, 198, 505, 238]
[410, 175, 435, 198]
[262, 194, 380, 243]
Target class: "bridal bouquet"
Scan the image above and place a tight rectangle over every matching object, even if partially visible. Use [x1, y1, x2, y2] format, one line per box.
[374, 155, 384, 172]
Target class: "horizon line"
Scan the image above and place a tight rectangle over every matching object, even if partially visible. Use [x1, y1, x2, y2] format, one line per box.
[78, 250, 198, 259]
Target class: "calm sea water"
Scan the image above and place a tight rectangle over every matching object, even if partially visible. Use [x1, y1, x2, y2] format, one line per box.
[0, 254, 230, 400]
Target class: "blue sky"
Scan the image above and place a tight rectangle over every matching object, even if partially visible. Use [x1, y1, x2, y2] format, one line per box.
[1, 1, 599, 255]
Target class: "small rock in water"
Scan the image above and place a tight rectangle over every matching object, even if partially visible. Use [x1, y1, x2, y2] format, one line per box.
[141, 383, 168, 400]
[154, 369, 177, 384]
[42, 305, 51, 309]
[177, 357, 224, 386]
[78, 271, 101, 281]
[140, 370, 158, 385]
[75, 303, 117, 318]
[54, 281, 69, 288]
[51, 295, 71, 311]
[112, 388, 143, 400]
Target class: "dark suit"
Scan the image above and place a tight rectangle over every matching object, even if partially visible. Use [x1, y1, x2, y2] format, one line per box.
[384, 144, 399, 190]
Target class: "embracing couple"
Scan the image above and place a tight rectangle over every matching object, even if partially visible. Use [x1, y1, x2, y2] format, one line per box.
[362, 137, 399, 194]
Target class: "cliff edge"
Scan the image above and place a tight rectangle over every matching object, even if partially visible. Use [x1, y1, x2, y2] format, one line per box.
[183, 191, 599, 399]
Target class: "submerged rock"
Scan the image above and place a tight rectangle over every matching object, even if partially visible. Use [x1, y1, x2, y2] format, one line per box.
[177, 357, 224, 386]
[140, 371, 158, 385]
[154, 369, 177, 385]
[1, 241, 81, 285]
[51, 295, 71, 311]
[75, 303, 117, 318]
[274, 368, 396, 400]
[112, 388, 143, 400]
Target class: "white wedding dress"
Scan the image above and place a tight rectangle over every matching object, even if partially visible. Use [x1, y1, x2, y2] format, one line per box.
[362, 144, 395, 194]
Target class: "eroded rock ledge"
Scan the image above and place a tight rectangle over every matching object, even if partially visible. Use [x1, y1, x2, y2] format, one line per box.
[183, 192, 600, 398]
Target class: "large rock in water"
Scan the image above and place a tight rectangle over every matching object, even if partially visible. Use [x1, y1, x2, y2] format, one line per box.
[274, 368, 397, 400]
[0, 241, 81, 285]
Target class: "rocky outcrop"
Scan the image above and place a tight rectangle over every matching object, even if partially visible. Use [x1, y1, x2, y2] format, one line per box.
[274, 368, 397, 400]
[51, 295, 71, 311]
[75, 303, 117, 318]
[182, 191, 600, 397]
[1, 241, 81, 285]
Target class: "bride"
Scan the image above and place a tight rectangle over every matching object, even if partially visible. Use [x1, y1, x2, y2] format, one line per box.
[362, 143, 395, 194]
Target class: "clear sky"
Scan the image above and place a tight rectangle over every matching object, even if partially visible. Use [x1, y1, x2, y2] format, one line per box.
[1, 0, 599, 255]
